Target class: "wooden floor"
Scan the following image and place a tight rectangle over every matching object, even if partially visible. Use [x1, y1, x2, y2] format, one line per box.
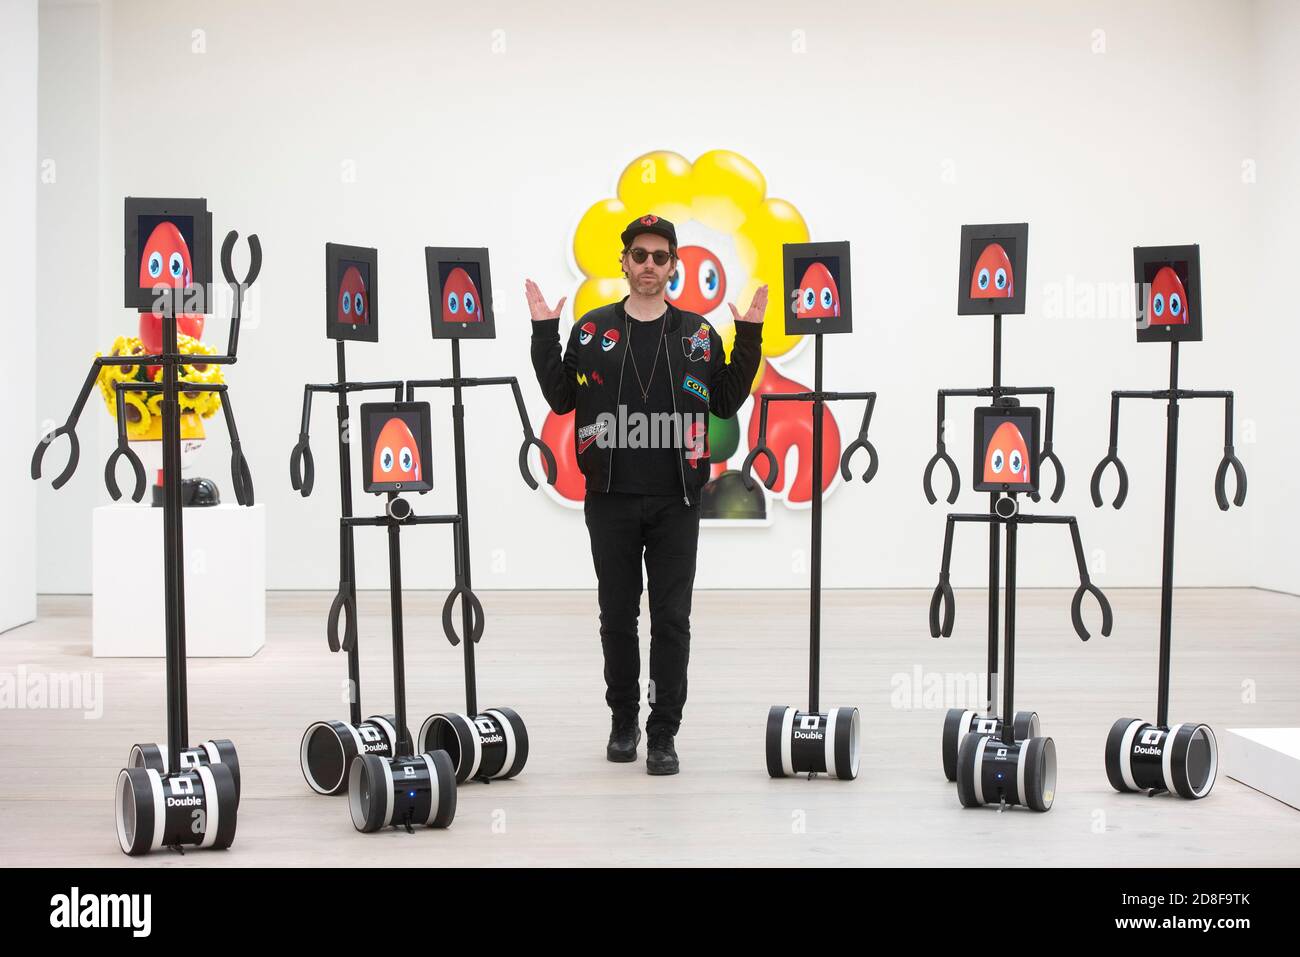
[2, 587, 1298, 867]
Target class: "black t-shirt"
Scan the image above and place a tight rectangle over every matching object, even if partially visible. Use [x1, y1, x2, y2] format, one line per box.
[608, 312, 683, 496]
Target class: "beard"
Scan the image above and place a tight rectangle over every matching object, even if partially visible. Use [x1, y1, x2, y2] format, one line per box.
[629, 271, 669, 296]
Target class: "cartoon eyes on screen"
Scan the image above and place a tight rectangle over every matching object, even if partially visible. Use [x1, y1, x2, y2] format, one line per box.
[792, 262, 840, 319]
[970, 243, 1014, 300]
[372, 418, 421, 484]
[667, 245, 727, 313]
[139, 222, 193, 290]
[1146, 266, 1189, 327]
[337, 266, 368, 325]
[442, 267, 483, 323]
[983, 421, 1031, 485]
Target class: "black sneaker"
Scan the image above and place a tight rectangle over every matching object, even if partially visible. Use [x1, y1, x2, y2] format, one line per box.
[646, 730, 679, 775]
[607, 715, 641, 762]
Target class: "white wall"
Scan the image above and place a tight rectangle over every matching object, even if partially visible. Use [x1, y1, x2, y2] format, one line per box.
[1, 0, 39, 631]
[1246, 0, 1300, 595]
[31, 0, 1291, 594]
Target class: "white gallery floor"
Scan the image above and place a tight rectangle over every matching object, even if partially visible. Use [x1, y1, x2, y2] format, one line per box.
[1, 587, 1298, 867]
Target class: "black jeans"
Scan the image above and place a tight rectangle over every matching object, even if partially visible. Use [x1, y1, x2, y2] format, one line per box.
[583, 492, 700, 736]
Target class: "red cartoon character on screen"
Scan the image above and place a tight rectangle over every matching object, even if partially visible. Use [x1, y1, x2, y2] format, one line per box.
[442, 267, 483, 323]
[970, 243, 1014, 299]
[337, 266, 369, 325]
[137, 221, 204, 353]
[794, 262, 839, 319]
[667, 245, 727, 314]
[1146, 266, 1189, 326]
[373, 417, 421, 484]
[983, 421, 1031, 485]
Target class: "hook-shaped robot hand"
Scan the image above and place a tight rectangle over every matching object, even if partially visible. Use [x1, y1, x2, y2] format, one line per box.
[221, 231, 263, 292]
[1070, 582, 1113, 642]
[326, 583, 358, 653]
[1039, 444, 1067, 504]
[922, 446, 960, 505]
[104, 387, 146, 502]
[31, 425, 81, 491]
[741, 444, 778, 492]
[1089, 451, 1129, 509]
[103, 446, 146, 502]
[290, 436, 315, 497]
[1066, 517, 1112, 641]
[840, 435, 879, 485]
[1214, 447, 1247, 511]
[441, 581, 486, 646]
[518, 435, 558, 491]
[929, 573, 956, 638]
[219, 391, 254, 507]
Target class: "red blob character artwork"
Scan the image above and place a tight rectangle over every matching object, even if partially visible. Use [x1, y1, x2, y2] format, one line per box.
[793, 262, 840, 319]
[667, 245, 727, 314]
[441, 267, 483, 323]
[372, 417, 421, 485]
[1145, 266, 1189, 327]
[969, 243, 1014, 300]
[337, 266, 369, 325]
[982, 420, 1031, 486]
[137, 221, 204, 353]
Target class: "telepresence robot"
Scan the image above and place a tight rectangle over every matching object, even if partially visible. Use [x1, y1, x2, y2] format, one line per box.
[923, 223, 1071, 781]
[407, 247, 556, 785]
[930, 403, 1112, 812]
[32, 197, 260, 854]
[1091, 244, 1246, 800]
[293, 244, 415, 796]
[740, 242, 879, 781]
[342, 400, 483, 833]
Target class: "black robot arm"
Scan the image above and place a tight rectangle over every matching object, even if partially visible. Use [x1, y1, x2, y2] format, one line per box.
[104, 381, 148, 503]
[922, 391, 960, 505]
[1090, 391, 1133, 509]
[219, 230, 262, 357]
[836, 391, 880, 485]
[1038, 388, 1066, 504]
[404, 376, 558, 490]
[1181, 390, 1246, 511]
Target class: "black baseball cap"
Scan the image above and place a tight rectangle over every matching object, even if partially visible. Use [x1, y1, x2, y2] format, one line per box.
[620, 213, 677, 251]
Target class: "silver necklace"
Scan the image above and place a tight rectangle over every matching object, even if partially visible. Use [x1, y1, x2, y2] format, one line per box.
[627, 310, 667, 403]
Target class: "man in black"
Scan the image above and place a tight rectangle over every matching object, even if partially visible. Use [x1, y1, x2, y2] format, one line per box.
[527, 215, 766, 774]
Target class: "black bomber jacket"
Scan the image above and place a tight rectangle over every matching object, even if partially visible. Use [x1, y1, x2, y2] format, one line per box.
[530, 296, 764, 505]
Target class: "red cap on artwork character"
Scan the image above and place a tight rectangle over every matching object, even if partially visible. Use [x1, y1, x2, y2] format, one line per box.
[372, 417, 421, 484]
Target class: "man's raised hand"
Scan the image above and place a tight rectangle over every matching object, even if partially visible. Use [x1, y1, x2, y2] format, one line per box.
[524, 279, 567, 322]
[728, 284, 769, 324]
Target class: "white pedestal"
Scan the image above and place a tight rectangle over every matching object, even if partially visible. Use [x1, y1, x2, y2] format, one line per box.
[1224, 728, 1300, 811]
[92, 503, 265, 657]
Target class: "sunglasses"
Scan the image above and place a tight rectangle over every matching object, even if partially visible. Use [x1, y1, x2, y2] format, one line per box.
[626, 247, 675, 266]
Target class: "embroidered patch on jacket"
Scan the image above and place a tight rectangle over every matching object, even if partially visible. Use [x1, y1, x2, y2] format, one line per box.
[577, 420, 608, 454]
[682, 322, 711, 362]
[578, 321, 595, 346]
[681, 374, 709, 403]
[575, 370, 603, 387]
[601, 328, 620, 352]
